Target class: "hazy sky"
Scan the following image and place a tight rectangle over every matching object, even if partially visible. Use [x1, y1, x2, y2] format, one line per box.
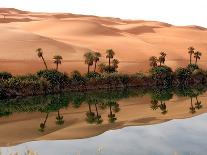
[0, 0, 207, 27]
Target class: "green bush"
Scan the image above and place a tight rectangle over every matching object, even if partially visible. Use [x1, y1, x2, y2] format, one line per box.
[70, 70, 86, 85]
[174, 67, 191, 85]
[37, 69, 70, 92]
[187, 64, 199, 72]
[149, 66, 173, 86]
[0, 72, 12, 80]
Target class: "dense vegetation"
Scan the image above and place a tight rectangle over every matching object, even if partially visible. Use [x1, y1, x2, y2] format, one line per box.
[0, 47, 206, 99]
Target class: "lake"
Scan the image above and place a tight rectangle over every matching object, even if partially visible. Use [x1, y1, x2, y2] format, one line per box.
[0, 86, 207, 154]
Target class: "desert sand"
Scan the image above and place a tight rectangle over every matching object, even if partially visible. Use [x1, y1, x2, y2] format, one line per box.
[0, 8, 207, 75]
[0, 93, 207, 146]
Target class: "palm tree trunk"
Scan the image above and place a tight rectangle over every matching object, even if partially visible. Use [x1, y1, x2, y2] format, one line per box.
[57, 110, 60, 119]
[109, 105, 112, 115]
[95, 104, 99, 116]
[109, 58, 111, 67]
[195, 58, 198, 64]
[56, 63, 58, 70]
[195, 96, 198, 103]
[190, 54, 192, 64]
[41, 56, 48, 69]
[190, 97, 193, 107]
[43, 113, 49, 126]
[94, 62, 97, 72]
[88, 64, 90, 74]
[88, 103, 92, 113]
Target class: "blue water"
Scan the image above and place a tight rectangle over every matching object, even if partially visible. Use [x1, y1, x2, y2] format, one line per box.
[1, 114, 207, 155]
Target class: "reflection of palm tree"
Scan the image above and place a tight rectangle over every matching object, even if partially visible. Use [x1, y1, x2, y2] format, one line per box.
[159, 101, 168, 115]
[112, 102, 120, 113]
[39, 113, 49, 132]
[108, 102, 117, 123]
[189, 97, 196, 114]
[195, 96, 202, 110]
[86, 103, 95, 124]
[56, 110, 64, 125]
[94, 103, 103, 124]
[150, 100, 159, 110]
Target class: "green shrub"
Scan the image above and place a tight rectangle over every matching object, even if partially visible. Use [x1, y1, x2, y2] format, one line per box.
[174, 67, 191, 85]
[187, 64, 199, 72]
[70, 70, 86, 85]
[0, 72, 12, 80]
[149, 66, 173, 86]
[37, 69, 70, 92]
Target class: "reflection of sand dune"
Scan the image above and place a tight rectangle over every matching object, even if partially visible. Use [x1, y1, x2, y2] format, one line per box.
[0, 8, 207, 74]
[0, 94, 207, 146]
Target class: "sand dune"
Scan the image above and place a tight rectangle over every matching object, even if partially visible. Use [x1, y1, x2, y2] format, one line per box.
[0, 8, 207, 74]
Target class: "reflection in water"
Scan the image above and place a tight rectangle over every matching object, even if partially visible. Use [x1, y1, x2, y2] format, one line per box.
[0, 86, 207, 147]
[2, 114, 207, 155]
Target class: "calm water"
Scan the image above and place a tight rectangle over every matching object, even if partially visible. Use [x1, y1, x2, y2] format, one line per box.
[0, 86, 207, 155]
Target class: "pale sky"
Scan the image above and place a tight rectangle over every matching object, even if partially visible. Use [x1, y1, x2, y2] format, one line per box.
[0, 0, 207, 27]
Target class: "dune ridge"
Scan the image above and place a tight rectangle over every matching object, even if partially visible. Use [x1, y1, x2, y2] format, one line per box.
[0, 8, 207, 74]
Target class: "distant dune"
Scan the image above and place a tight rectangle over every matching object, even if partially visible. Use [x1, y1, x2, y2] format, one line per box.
[0, 8, 207, 74]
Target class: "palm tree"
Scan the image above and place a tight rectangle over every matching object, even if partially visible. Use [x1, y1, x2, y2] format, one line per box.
[93, 52, 101, 72]
[36, 48, 48, 69]
[53, 55, 63, 70]
[39, 113, 49, 132]
[194, 51, 202, 64]
[188, 47, 195, 64]
[84, 52, 94, 74]
[106, 49, 115, 68]
[149, 56, 158, 67]
[159, 52, 167, 65]
[112, 59, 120, 72]
[56, 110, 64, 125]
[98, 63, 106, 73]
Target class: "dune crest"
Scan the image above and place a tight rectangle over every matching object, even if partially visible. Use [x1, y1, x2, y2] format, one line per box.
[0, 8, 207, 74]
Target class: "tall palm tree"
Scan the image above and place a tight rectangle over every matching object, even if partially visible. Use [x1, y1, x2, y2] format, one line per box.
[194, 51, 202, 64]
[188, 47, 195, 64]
[36, 48, 48, 69]
[106, 49, 115, 68]
[112, 59, 120, 71]
[53, 55, 63, 70]
[149, 56, 158, 67]
[84, 52, 94, 74]
[93, 52, 101, 72]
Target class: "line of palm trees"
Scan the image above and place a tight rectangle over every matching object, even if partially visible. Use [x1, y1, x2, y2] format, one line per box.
[84, 49, 119, 74]
[36, 48, 63, 70]
[188, 46, 202, 65]
[149, 51, 167, 68]
[149, 47, 202, 68]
